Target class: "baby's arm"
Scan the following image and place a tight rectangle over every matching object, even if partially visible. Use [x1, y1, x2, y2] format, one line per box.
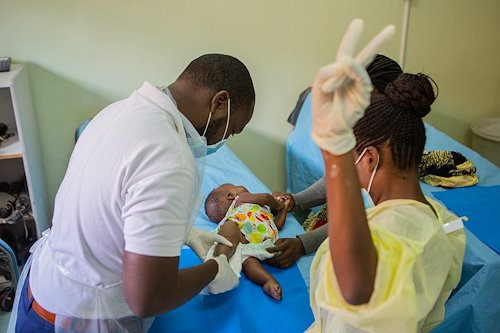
[273, 197, 290, 230]
[236, 192, 283, 213]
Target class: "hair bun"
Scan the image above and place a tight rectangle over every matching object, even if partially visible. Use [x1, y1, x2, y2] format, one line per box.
[366, 54, 403, 93]
[384, 73, 437, 117]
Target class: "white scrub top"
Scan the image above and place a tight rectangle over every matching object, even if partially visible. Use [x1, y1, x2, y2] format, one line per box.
[29, 82, 196, 317]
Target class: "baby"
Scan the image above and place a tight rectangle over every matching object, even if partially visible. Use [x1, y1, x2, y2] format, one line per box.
[204, 183, 289, 300]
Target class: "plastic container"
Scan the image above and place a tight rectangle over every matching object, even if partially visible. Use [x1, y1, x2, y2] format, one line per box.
[471, 117, 500, 167]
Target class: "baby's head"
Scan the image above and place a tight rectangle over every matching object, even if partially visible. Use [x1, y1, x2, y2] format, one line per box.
[205, 183, 248, 223]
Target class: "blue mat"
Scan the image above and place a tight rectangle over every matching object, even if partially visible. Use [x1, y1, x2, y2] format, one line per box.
[433, 185, 500, 254]
[286, 90, 500, 195]
[149, 248, 314, 333]
[431, 229, 500, 333]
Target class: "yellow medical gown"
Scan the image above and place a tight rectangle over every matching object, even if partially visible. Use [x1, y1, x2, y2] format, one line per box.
[307, 198, 466, 333]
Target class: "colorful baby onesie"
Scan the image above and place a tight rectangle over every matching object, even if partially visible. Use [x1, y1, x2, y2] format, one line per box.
[202, 198, 280, 287]
[219, 199, 279, 244]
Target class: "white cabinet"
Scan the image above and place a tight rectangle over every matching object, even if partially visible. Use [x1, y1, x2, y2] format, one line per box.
[0, 64, 50, 263]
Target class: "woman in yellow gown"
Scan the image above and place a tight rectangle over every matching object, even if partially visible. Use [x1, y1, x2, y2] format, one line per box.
[307, 20, 465, 333]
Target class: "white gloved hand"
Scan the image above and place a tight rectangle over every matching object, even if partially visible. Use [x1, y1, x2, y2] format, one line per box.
[185, 227, 233, 261]
[312, 19, 395, 155]
[206, 254, 239, 294]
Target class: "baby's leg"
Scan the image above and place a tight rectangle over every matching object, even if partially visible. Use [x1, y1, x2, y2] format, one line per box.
[242, 257, 282, 300]
[215, 222, 246, 259]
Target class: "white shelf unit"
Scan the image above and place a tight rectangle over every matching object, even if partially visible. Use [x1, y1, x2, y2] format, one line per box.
[0, 64, 50, 238]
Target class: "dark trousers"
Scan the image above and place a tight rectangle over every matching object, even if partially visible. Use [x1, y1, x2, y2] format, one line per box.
[15, 274, 55, 333]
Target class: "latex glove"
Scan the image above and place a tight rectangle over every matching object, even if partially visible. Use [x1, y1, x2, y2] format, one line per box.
[311, 19, 395, 155]
[206, 254, 239, 294]
[185, 227, 233, 261]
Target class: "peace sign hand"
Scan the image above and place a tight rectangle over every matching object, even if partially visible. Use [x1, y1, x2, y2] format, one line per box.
[311, 19, 395, 155]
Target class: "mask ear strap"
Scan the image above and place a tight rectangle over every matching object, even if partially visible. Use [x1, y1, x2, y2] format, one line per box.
[367, 151, 379, 193]
[354, 147, 367, 165]
[201, 111, 212, 137]
[221, 98, 231, 140]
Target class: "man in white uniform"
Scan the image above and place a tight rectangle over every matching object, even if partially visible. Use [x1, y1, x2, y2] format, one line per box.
[10, 54, 255, 333]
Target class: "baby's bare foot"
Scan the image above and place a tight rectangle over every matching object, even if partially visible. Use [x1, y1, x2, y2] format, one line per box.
[263, 280, 282, 301]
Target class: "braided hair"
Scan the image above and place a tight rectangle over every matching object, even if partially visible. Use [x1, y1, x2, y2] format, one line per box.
[366, 54, 403, 94]
[354, 73, 438, 171]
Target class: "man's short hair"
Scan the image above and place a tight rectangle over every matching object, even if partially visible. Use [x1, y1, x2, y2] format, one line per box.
[178, 54, 255, 112]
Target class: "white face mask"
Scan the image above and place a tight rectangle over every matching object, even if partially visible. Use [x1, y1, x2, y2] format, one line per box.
[355, 147, 379, 209]
[202, 98, 231, 155]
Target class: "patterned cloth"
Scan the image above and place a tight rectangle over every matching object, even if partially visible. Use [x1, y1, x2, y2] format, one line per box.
[302, 206, 328, 232]
[418, 150, 478, 188]
[218, 199, 278, 244]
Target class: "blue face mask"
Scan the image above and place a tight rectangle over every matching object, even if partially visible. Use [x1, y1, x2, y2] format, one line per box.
[206, 141, 225, 155]
[202, 98, 231, 155]
[361, 188, 375, 209]
[355, 147, 379, 209]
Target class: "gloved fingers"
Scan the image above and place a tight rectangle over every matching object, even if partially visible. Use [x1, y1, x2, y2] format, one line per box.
[313, 62, 340, 90]
[310, 20, 395, 156]
[336, 19, 364, 61]
[187, 226, 200, 239]
[321, 73, 350, 94]
[355, 24, 396, 66]
[319, 20, 395, 92]
[190, 243, 209, 261]
[321, 59, 369, 94]
[207, 254, 240, 294]
[339, 72, 372, 104]
[213, 233, 233, 248]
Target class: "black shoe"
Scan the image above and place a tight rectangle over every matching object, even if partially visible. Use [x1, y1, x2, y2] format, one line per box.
[0, 286, 14, 312]
[0, 201, 14, 218]
[5, 205, 27, 224]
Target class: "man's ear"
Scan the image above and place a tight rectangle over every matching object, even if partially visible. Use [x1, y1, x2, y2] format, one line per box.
[226, 192, 236, 200]
[210, 90, 229, 118]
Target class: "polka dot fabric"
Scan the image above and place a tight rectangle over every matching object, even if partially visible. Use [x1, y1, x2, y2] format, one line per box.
[219, 200, 279, 244]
